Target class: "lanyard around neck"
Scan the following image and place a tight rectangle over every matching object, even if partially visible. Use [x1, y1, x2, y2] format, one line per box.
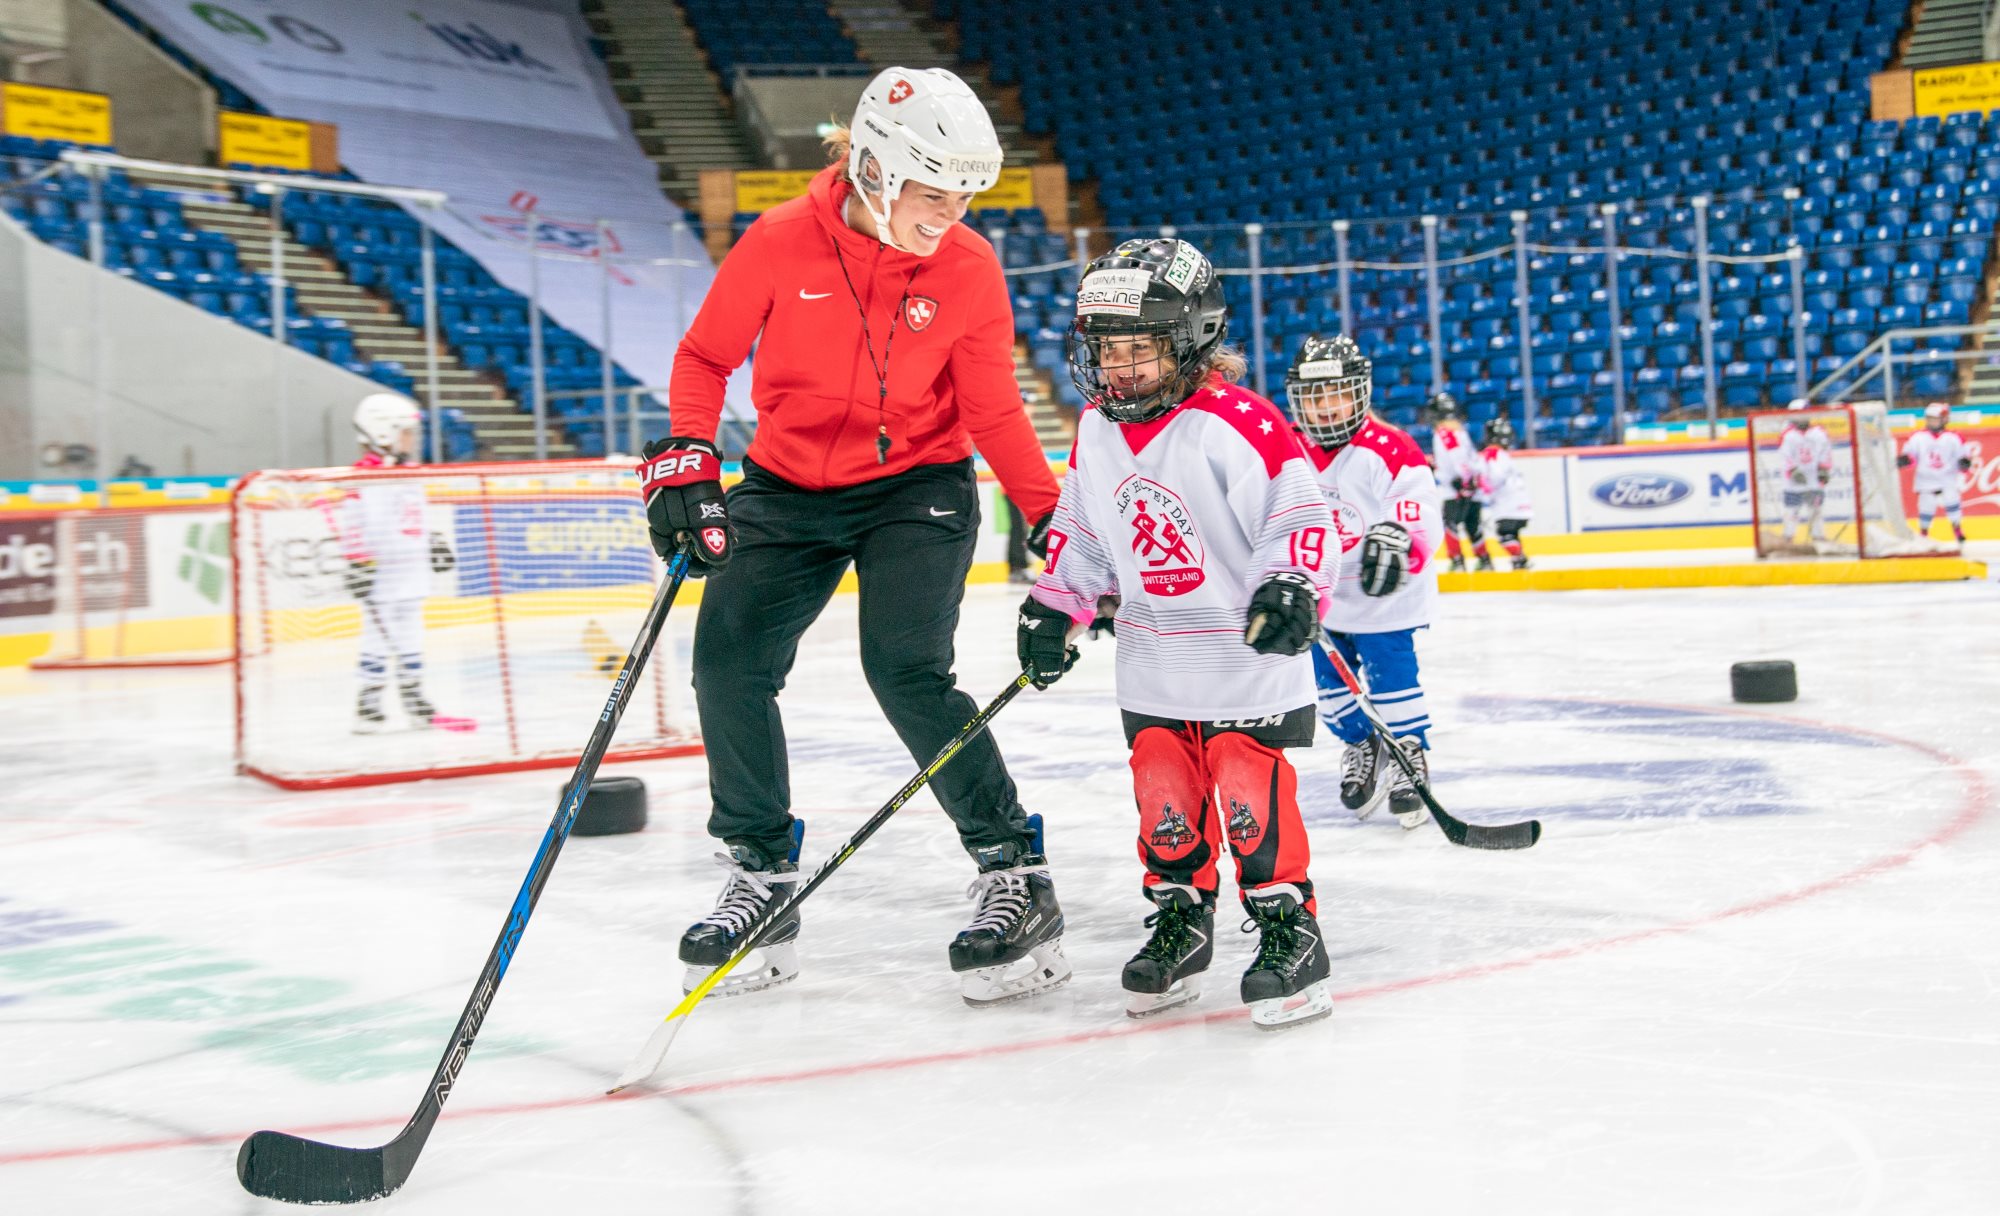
[831, 235, 921, 465]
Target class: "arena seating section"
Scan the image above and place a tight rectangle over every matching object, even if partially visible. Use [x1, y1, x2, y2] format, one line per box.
[682, 0, 858, 77]
[945, 0, 1984, 446]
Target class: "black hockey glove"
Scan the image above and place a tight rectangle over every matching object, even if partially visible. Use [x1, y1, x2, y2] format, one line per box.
[1359, 521, 1413, 598]
[639, 436, 731, 576]
[1244, 573, 1319, 656]
[1017, 595, 1078, 689]
[1089, 594, 1120, 640]
[429, 533, 456, 574]
[1960, 456, 1975, 472]
[1896, 453, 1913, 469]
[343, 558, 375, 601]
[1026, 511, 1054, 560]
[1450, 475, 1471, 496]
[1817, 469, 1831, 485]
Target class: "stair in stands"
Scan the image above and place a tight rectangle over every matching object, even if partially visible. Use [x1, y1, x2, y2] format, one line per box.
[1902, 0, 1991, 69]
[124, 172, 571, 460]
[586, 0, 758, 208]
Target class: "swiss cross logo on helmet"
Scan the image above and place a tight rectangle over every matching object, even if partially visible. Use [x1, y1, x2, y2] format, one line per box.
[906, 296, 938, 331]
[887, 78, 914, 104]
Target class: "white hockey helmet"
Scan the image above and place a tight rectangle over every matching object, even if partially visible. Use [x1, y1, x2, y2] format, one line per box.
[1924, 401, 1950, 429]
[848, 67, 1003, 244]
[355, 392, 422, 460]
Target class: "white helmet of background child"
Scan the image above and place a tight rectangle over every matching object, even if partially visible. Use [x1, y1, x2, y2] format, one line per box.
[848, 67, 1003, 243]
[354, 392, 421, 454]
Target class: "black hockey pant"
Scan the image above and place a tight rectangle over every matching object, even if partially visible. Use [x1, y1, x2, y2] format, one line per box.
[691, 457, 1030, 863]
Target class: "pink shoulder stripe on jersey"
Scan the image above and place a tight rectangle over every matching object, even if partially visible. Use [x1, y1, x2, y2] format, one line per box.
[1355, 419, 1429, 477]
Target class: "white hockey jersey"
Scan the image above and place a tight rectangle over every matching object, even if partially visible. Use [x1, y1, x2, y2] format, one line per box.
[1431, 423, 1478, 497]
[1031, 380, 1337, 721]
[1303, 417, 1441, 634]
[1478, 446, 1534, 521]
[1780, 425, 1833, 484]
[1903, 429, 1967, 495]
[327, 465, 431, 603]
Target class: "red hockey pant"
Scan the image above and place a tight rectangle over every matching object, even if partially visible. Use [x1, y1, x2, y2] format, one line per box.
[1130, 724, 1315, 913]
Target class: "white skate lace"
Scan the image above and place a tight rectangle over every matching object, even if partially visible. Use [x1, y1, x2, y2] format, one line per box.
[1341, 741, 1376, 785]
[1388, 738, 1426, 791]
[962, 864, 1048, 935]
[695, 853, 797, 934]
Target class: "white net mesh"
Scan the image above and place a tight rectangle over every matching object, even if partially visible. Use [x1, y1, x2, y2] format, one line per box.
[1749, 404, 1953, 559]
[233, 460, 698, 788]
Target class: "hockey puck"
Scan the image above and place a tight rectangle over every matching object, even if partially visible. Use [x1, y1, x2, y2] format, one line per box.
[571, 775, 647, 836]
[1730, 660, 1797, 704]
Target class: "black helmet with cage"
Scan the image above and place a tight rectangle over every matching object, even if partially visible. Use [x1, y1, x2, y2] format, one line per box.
[1285, 334, 1373, 449]
[1427, 391, 1461, 424]
[1066, 237, 1228, 424]
[1483, 416, 1517, 450]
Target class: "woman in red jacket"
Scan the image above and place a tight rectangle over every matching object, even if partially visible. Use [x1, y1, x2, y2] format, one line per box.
[638, 67, 1067, 1008]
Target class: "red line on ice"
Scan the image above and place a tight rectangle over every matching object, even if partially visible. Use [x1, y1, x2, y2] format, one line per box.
[0, 704, 1986, 1169]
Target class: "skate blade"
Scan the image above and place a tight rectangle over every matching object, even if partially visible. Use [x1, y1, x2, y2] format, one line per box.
[1248, 977, 1334, 1030]
[960, 939, 1072, 1008]
[1348, 783, 1389, 822]
[1125, 974, 1203, 1019]
[683, 942, 798, 998]
[351, 720, 387, 736]
[1393, 801, 1431, 831]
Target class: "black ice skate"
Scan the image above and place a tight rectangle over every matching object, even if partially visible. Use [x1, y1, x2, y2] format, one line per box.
[1340, 735, 1388, 820]
[353, 685, 387, 735]
[1474, 554, 1495, 572]
[1240, 886, 1333, 1030]
[1511, 556, 1532, 571]
[679, 820, 804, 997]
[951, 813, 1070, 1007]
[1448, 555, 1467, 573]
[1385, 736, 1432, 830]
[398, 681, 436, 727]
[1121, 884, 1214, 1018]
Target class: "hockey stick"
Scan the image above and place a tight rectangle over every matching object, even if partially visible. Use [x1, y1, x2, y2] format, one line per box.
[609, 657, 1066, 1093]
[237, 548, 695, 1205]
[1318, 644, 1541, 850]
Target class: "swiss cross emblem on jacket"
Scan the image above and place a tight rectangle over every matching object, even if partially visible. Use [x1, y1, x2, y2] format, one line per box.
[906, 296, 938, 330]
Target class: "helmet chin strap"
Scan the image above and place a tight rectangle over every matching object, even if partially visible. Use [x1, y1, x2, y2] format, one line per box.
[854, 181, 910, 252]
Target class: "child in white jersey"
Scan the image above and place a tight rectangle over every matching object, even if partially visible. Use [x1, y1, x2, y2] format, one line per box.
[1018, 237, 1339, 1030]
[1285, 336, 1443, 831]
[1898, 403, 1972, 544]
[1474, 417, 1534, 570]
[1428, 393, 1482, 570]
[1778, 404, 1835, 548]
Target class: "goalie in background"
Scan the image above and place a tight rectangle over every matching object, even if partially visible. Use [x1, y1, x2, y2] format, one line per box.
[335, 394, 458, 734]
[1285, 336, 1444, 832]
[1779, 400, 1836, 550]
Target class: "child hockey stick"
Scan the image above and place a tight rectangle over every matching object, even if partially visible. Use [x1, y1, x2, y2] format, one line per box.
[609, 655, 1070, 1093]
[1319, 644, 1541, 850]
[237, 548, 695, 1205]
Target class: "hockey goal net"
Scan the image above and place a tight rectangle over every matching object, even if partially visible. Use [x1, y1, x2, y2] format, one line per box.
[31, 507, 234, 669]
[1748, 403, 1955, 558]
[233, 460, 701, 789]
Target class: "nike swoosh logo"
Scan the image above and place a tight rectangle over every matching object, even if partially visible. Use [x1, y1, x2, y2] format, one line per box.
[799, 290, 832, 300]
[928, 508, 957, 516]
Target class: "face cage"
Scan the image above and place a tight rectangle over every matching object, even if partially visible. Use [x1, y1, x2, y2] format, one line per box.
[1066, 319, 1202, 424]
[1287, 375, 1371, 449]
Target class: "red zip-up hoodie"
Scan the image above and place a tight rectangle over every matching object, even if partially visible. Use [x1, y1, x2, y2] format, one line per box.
[668, 165, 1061, 521]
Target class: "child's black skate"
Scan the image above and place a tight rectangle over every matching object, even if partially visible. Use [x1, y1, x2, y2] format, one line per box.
[1240, 886, 1333, 1031]
[1121, 884, 1214, 1018]
[679, 820, 804, 996]
[951, 813, 1070, 1007]
[1340, 735, 1388, 820]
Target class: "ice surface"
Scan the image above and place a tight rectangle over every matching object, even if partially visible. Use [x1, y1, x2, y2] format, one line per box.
[3, 578, 1998, 1214]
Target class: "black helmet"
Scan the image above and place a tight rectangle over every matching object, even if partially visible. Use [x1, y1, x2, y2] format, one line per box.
[1483, 417, 1516, 449]
[1427, 391, 1460, 423]
[1067, 237, 1229, 424]
[1285, 334, 1372, 449]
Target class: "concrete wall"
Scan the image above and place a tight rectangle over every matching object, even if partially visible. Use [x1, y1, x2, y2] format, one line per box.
[734, 75, 867, 169]
[0, 0, 64, 49]
[1, 211, 388, 478]
[39, 0, 213, 164]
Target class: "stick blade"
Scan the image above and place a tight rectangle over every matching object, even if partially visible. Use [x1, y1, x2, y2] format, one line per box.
[237, 1129, 397, 1204]
[1461, 819, 1542, 850]
[608, 1016, 687, 1094]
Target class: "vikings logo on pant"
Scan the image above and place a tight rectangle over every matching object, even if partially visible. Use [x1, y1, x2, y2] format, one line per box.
[1149, 803, 1196, 850]
[1225, 796, 1262, 848]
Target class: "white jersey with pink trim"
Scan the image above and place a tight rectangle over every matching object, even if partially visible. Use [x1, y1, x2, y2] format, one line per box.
[1031, 381, 1337, 721]
[1303, 417, 1441, 634]
[1477, 446, 1534, 520]
[1902, 429, 1966, 496]
[326, 462, 430, 603]
[1431, 424, 1478, 497]
[1780, 425, 1833, 480]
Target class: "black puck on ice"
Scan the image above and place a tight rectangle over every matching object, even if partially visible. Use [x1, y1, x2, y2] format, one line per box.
[570, 775, 648, 836]
[1730, 660, 1797, 704]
